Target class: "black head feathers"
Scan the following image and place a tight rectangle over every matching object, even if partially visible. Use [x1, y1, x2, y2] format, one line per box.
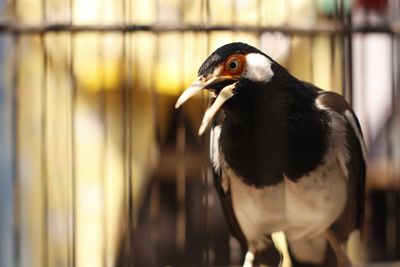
[198, 42, 263, 76]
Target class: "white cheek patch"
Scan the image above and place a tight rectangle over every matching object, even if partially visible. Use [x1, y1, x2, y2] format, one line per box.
[244, 53, 274, 82]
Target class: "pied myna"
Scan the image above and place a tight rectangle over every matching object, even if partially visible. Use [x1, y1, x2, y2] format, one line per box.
[175, 42, 366, 267]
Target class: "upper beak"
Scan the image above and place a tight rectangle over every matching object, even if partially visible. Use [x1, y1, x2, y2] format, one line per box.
[175, 75, 238, 135]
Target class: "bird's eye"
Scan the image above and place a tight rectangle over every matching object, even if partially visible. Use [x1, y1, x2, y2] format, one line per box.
[228, 60, 239, 70]
[225, 55, 245, 75]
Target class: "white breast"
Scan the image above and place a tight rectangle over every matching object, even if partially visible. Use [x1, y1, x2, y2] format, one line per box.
[228, 158, 347, 243]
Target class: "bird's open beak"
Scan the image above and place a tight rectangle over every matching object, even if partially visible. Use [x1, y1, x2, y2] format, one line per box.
[175, 75, 238, 135]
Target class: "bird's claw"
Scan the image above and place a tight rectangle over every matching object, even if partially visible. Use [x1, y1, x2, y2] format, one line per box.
[243, 251, 255, 267]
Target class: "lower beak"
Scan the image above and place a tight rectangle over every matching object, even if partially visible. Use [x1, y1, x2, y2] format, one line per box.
[175, 75, 238, 135]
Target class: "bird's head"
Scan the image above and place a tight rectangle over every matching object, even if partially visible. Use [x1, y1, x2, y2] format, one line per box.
[175, 42, 275, 135]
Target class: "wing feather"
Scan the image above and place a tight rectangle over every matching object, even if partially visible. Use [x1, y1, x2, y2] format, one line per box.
[316, 91, 366, 240]
[210, 123, 248, 249]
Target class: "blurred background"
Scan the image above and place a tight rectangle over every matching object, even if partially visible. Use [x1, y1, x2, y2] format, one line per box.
[0, 0, 399, 266]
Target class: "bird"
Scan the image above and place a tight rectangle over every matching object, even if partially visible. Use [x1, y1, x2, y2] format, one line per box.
[175, 42, 366, 267]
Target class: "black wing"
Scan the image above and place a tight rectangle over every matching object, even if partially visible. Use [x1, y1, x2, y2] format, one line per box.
[210, 123, 248, 249]
[316, 91, 366, 241]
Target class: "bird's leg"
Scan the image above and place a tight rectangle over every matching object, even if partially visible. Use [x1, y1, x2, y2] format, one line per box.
[325, 230, 352, 267]
[243, 250, 255, 267]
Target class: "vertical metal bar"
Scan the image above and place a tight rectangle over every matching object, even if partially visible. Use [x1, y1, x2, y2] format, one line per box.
[391, 34, 398, 115]
[309, 34, 314, 84]
[121, 1, 130, 266]
[149, 6, 161, 265]
[340, 0, 354, 104]
[176, 115, 186, 253]
[394, 35, 399, 104]
[393, 34, 400, 214]
[151, 32, 161, 263]
[128, 33, 134, 267]
[11, 33, 20, 267]
[179, 0, 184, 24]
[69, 0, 73, 25]
[201, 169, 209, 266]
[0, 34, 14, 267]
[198, 30, 209, 265]
[257, 0, 262, 28]
[385, 32, 397, 261]
[330, 32, 336, 91]
[42, 0, 47, 22]
[360, 34, 370, 140]
[68, 33, 77, 267]
[397, 193, 400, 258]
[176, 0, 186, 257]
[204, 0, 210, 27]
[392, 35, 400, 196]
[11, 0, 18, 21]
[231, 0, 236, 27]
[123, 0, 127, 24]
[41, 0, 49, 265]
[10, 0, 20, 266]
[386, 191, 397, 259]
[122, 21, 134, 267]
[204, 0, 211, 264]
[128, 2, 136, 265]
[98, 32, 108, 267]
[98, 1, 108, 267]
[339, 0, 346, 95]
[67, 0, 76, 265]
[122, 32, 128, 267]
[122, 34, 128, 267]
[344, 35, 354, 105]
[40, 33, 49, 267]
[393, 29, 400, 259]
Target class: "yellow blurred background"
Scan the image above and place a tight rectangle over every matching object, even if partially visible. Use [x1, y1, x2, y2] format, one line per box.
[0, 0, 399, 266]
